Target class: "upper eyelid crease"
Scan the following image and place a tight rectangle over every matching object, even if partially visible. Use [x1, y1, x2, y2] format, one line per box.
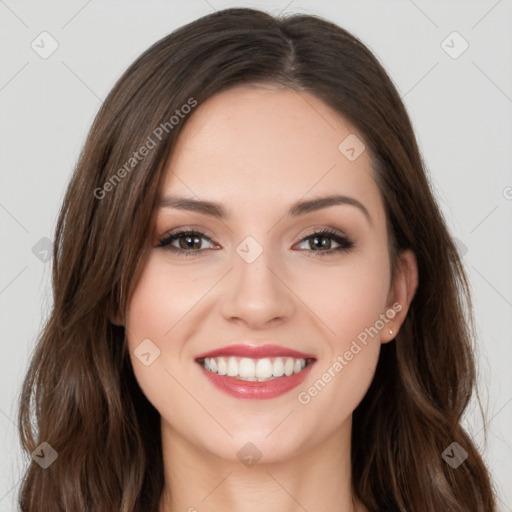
[158, 194, 372, 226]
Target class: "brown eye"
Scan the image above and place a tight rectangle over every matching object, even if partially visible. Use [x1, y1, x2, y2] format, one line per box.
[157, 228, 355, 258]
[158, 230, 215, 256]
[295, 229, 354, 257]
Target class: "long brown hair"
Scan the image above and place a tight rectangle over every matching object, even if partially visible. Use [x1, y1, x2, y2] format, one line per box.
[17, 7, 497, 511]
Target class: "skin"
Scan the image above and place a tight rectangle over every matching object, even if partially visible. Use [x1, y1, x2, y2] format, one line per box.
[119, 84, 418, 512]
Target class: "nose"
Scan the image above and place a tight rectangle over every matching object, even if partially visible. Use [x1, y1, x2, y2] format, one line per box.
[219, 238, 295, 329]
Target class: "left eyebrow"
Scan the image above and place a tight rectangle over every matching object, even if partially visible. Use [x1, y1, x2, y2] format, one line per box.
[158, 193, 372, 225]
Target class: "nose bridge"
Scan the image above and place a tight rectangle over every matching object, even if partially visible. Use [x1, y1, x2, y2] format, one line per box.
[234, 233, 281, 294]
[220, 233, 294, 326]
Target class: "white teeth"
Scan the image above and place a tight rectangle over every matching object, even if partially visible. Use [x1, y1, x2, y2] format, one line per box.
[217, 357, 227, 375]
[255, 358, 273, 381]
[239, 358, 255, 378]
[272, 358, 285, 377]
[284, 357, 294, 376]
[227, 357, 238, 377]
[200, 356, 310, 381]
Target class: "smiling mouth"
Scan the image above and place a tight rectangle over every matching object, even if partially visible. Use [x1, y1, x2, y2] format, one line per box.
[196, 356, 316, 382]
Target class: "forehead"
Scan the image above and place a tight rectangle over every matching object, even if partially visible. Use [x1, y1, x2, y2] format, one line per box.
[161, 85, 385, 228]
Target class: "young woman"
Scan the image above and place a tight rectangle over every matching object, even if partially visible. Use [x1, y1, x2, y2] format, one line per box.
[17, 7, 497, 512]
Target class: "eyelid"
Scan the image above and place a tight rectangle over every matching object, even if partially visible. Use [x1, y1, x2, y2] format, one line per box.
[294, 224, 350, 240]
[157, 225, 355, 258]
[157, 225, 217, 244]
[158, 225, 346, 244]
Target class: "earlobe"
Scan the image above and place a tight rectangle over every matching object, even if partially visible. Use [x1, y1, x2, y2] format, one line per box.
[107, 306, 124, 327]
[109, 315, 124, 327]
[381, 249, 419, 343]
[385, 327, 396, 342]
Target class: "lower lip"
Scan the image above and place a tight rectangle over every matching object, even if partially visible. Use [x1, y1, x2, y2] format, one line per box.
[197, 361, 315, 400]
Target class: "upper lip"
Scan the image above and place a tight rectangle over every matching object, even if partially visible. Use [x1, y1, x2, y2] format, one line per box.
[195, 343, 316, 361]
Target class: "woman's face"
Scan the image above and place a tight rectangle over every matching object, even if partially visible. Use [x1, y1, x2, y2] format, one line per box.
[124, 84, 415, 463]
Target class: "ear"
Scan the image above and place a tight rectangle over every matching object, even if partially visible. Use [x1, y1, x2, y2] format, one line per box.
[380, 249, 418, 343]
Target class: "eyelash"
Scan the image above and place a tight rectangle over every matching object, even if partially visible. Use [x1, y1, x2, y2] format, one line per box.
[157, 228, 355, 258]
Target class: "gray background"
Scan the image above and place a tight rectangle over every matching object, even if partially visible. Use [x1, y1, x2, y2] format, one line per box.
[1, 0, 511, 510]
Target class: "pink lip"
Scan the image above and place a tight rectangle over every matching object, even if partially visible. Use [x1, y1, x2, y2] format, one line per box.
[197, 362, 315, 400]
[195, 343, 316, 360]
[194, 343, 316, 400]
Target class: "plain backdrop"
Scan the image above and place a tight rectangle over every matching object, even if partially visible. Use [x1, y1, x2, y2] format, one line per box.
[1, 0, 511, 510]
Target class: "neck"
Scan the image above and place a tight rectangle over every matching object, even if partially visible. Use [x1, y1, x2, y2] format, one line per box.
[158, 416, 366, 512]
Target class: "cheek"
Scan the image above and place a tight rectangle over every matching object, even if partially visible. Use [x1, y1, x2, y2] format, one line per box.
[124, 257, 198, 427]
[296, 341, 380, 443]
[293, 249, 391, 346]
[124, 251, 219, 398]
[125, 254, 207, 344]
[291, 252, 389, 413]
[295, 260, 388, 418]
